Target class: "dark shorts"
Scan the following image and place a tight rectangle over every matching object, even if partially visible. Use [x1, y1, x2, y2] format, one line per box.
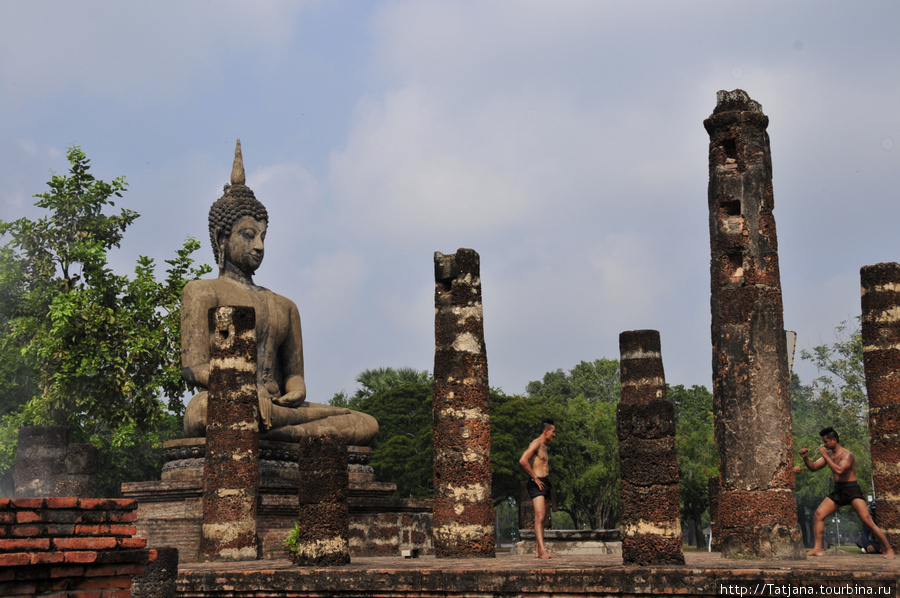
[827, 481, 866, 507]
[527, 477, 552, 500]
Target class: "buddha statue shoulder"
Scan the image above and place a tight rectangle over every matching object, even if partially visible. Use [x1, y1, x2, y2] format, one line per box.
[181, 140, 378, 446]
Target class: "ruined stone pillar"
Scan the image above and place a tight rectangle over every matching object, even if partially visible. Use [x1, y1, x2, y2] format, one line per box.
[616, 330, 684, 565]
[201, 306, 259, 561]
[432, 248, 495, 558]
[14, 425, 99, 498]
[704, 89, 803, 559]
[861, 262, 900, 547]
[289, 435, 350, 565]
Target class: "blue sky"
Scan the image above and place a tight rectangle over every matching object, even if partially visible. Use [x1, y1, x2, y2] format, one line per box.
[2, 1, 899, 402]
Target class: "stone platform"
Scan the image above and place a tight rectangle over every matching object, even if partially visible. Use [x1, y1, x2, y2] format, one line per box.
[176, 551, 899, 597]
[512, 529, 622, 556]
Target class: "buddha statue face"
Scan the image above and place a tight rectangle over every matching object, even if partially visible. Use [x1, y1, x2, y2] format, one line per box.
[221, 215, 267, 276]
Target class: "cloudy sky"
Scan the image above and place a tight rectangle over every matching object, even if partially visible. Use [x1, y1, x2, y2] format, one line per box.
[2, 2, 898, 403]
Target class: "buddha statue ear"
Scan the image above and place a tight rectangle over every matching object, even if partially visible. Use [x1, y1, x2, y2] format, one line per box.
[215, 230, 227, 270]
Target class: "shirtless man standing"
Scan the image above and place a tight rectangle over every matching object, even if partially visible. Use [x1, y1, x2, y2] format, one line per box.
[799, 426, 894, 559]
[519, 418, 556, 559]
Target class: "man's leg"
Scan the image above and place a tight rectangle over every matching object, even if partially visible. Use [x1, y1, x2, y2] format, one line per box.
[851, 499, 895, 560]
[808, 498, 838, 556]
[532, 495, 553, 559]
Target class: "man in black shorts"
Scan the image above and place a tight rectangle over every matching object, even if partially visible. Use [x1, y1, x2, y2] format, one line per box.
[519, 419, 556, 559]
[799, 426, 894, 559]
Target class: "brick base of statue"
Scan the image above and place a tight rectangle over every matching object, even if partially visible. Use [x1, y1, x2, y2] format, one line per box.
[288, 435, 351, 566]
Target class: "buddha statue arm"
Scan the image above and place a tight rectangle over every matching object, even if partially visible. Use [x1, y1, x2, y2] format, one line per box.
[180, 280, 216, 388]
[272, 298, 307, 408]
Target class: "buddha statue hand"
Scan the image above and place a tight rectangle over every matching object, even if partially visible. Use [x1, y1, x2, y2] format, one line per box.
[258, 385, 275, 431]
[272, 389, 306, 408]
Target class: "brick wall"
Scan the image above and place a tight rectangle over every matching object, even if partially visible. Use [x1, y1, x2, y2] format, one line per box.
[0, 497, 149, 598]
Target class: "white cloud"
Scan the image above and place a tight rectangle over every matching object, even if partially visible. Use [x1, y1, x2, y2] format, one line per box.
[0, 1, 309, 104]
[296, 249, 367, 328]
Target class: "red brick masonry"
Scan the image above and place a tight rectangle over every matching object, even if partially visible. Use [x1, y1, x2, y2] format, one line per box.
[0, 497, 150, 598]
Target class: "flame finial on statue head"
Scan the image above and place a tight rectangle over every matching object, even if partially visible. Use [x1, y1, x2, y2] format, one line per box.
[231, 138, 246, 186]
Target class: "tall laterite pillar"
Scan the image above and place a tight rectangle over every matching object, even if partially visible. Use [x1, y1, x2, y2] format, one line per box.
[861, 262, 900, 547]
[432, 248, 495, 558]
[705, 89, 803, 559]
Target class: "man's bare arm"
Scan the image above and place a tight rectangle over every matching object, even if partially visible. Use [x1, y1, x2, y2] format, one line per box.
[799, 447, 827, 472]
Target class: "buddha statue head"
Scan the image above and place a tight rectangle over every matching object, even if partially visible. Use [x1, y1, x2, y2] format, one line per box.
[207, 139, 269, 271]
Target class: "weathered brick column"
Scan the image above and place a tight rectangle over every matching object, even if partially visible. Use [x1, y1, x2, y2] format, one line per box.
[861, 262, 900, 547]
[705, 89, 803, 559]
[616, 329, 684, 565]
[14, 425, 99, 498]
[132, 545, 179, 598]
[201, 305, 260, 561]
[289, 435, 351, 565]
[432, 249, 495, 558]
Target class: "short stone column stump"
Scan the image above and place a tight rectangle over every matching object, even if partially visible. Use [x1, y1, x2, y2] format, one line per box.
[287, 435, 351, 566]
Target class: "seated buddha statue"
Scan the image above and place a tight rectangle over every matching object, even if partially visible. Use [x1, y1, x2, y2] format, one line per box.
[181, 141, 378, 446]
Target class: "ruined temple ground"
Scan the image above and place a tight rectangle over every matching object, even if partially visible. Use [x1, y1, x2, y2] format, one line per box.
[176, 550, 899, 597]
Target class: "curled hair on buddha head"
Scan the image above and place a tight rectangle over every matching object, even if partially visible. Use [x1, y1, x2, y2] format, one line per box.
[208, 139, 269, 269]
[820, 426, 839, 443]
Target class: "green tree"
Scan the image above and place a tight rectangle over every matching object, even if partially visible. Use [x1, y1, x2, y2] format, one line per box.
[356, 381, 433, 499]
[525, 359, 620, 403]
[0, 247, 35, 416]
[0, 146, 210, 495]
[669, 384, 717, 548]
[331, 366, 431, 410]
[550, 393, 619, 529]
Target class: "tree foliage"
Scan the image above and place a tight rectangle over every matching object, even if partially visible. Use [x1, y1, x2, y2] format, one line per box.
[549, 393, 620, 529]
[357, 381, 434, 499]
[669, 384, 717, 547]
[525, 359, 620, 403]
[0, 146, 210, 495]
[330, 366, 431, 410]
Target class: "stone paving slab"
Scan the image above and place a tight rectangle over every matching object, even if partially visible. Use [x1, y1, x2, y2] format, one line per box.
[180, 550, 900, 573]
[177, 551, 900, 597]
